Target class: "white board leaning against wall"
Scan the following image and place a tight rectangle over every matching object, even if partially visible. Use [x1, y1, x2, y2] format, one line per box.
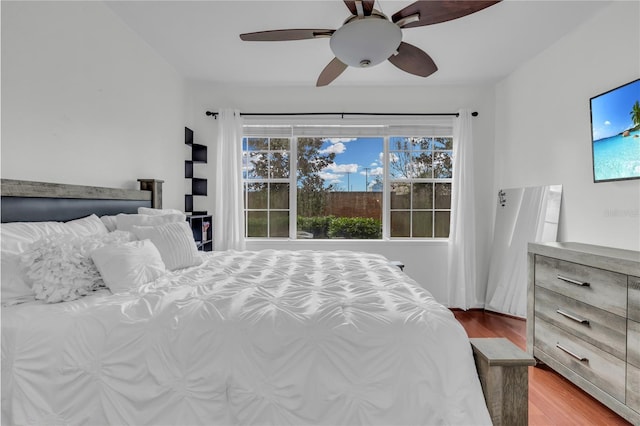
[485, 185, 563, 317]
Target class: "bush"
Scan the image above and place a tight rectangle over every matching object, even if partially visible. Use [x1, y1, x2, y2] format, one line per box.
[297, 216, 334, 239]
[328, 217, 382, 239]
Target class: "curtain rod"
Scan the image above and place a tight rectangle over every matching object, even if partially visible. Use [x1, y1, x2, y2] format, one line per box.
[205, 111, 478, 119]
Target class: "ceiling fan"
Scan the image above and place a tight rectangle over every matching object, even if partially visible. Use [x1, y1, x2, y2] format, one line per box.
[239, 0, 501, 86]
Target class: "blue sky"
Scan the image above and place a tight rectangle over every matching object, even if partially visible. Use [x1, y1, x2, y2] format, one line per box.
[591, 79, 640, 141]
[317, 137, 383, 191]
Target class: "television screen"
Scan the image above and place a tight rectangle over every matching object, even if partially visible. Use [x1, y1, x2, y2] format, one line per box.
[590, 78, 640, 182]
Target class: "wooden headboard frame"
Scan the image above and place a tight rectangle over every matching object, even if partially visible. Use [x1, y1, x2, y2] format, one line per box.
[0, 178, 164, 223]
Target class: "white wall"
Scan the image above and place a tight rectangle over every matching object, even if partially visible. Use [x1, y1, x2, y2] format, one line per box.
[187, 83, 497, 305]
[1, 1, 186, 209]
[494, 1, 640, 251]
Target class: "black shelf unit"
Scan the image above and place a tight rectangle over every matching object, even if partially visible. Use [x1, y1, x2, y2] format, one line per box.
[184, 127, 208, 213]
[187, 214, 213, 251]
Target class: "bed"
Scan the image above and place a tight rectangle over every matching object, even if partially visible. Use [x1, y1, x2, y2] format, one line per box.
[1, 179, 492, 425]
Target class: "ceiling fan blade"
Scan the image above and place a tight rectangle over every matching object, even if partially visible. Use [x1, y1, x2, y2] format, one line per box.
[392, 1, 501, 28]
[343, 0, 375, 16]
[316, 58, 348, 87]
[387, 42, 437, 78]
[240, 29, 334, 41]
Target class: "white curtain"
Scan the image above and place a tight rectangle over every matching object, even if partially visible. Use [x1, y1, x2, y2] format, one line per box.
[447, 109, 477, 309]
[214, 109, 245, 251]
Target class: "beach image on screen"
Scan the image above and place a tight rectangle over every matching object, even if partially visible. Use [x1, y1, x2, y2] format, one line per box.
[590, 79, 640, 182]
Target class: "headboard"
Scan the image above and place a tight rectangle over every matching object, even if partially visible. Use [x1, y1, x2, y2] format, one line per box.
[1, 179, 163, 223]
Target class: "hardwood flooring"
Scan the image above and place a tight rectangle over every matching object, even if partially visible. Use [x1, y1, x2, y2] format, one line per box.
[453, 309, 631, 426]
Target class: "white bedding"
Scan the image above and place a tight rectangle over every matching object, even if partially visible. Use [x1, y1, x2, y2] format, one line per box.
[1, 249, 491, 425]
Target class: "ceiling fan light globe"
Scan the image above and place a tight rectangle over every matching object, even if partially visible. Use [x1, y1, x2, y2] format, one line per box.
[330, 17, 402, 68]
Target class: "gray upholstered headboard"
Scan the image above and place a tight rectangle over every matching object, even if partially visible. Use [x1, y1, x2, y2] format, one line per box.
[0, 179, 163, 223]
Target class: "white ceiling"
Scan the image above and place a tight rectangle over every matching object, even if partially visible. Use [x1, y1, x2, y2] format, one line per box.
[105, 0, 610, 87]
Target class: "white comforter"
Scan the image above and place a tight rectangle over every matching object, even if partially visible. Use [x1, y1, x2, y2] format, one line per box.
[2, 250, 491, 425]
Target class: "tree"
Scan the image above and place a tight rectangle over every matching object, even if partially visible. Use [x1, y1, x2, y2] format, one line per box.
[246, 137, 337, 218]
[297, 137, 337, 217]
[630, 100, 640, 129]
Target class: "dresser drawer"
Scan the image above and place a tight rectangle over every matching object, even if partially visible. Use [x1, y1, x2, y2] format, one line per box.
[534, 319, 625, 402]
[534, 286, 626, 359]
[534, 255, 627, 317]
[629, 319, 640, 369]
[630, 276, 640, 323]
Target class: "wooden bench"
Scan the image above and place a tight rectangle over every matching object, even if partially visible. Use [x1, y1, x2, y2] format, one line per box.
[469, 337, 535, 426]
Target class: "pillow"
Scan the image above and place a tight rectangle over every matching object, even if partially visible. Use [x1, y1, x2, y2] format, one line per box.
[1, 253, 33, 303]
[1, 220, 72, 303]
[1, 221, 70, 255]
[91, 240, 167, 292]
[65, 214, 109, 237]
[138, 207, 184, 216]
[100, 215, 118, 232]
[132, 221, 201, 270]
[116, 213, 186, 232]
[21, 231, 136, 303]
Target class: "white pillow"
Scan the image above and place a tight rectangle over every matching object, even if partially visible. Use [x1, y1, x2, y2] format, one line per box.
[65, 214, 109, 237]
[1, 220, 72, 303]
[116, 213, 186, 232]
[91, 240, 167, 292]
[1, 253, 33, 303]
[21, 231, 136, 303]
[100, 215, 118, 232]
[132, 221, 201, 271]
[1, 221, 70, 254]
[137, 207, 184, 216]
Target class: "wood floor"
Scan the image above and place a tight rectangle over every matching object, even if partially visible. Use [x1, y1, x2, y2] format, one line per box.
[453, 309, 631, 426]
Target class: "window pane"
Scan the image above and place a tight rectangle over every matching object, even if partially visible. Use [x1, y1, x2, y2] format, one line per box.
[412, 211, 433, 237]
[434, 151, 452, 178]
[246, 183, 267, 209]
[433, 137, 453, 150]
[389, 150, 412, 179]
[412, 151, 433, 178]
[296, 137, 382, 239]
[247, 138, 268, 151]
[247, 152, 267, 179]
[270, 183, 289, 209]
[390, 211, 410, 237]
[435, 211, 450, 238]
[390, 183, 410, 209]
[410, 137, 432, 151]
[247, 211, 267, 237]
[269, 152, 290, 178]
[413, 183, 433, 209]
[435, 183, 451, 209]
[271, 138, 290, 150]
[269, 211, 289, 237]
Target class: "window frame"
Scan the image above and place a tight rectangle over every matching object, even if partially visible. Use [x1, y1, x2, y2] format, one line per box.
[242, 120, 454, 241]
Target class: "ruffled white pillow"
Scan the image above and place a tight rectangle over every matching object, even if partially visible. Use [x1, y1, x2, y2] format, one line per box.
[21, 231, 136, 303]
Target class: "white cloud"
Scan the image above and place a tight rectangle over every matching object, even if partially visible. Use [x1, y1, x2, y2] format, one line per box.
[318, 172, 342, 184]
[370, 161, 378, 167]
[324, 163, 359, 174]
[604, 120, 611, 126]
[324, 138, 356, 144]
[319, 142, 346, 155]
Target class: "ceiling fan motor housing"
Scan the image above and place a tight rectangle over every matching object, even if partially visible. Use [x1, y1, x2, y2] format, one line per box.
[330, 15, 402, 68]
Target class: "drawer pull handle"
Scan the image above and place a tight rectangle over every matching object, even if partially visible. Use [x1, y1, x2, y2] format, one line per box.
[556, 343, 588, 362]
[556, 309, 590, 325]
[556, 275, 590, 287]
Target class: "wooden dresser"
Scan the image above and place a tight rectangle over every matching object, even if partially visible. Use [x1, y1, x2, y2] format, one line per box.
[527, 242, 640, 425]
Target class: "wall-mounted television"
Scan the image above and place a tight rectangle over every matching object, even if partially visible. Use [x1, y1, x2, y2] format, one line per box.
[590, 78, 640, 182]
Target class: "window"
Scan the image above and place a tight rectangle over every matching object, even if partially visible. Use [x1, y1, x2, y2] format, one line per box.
[242, 120, 454, 240]
[389, 137, 452, 238]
